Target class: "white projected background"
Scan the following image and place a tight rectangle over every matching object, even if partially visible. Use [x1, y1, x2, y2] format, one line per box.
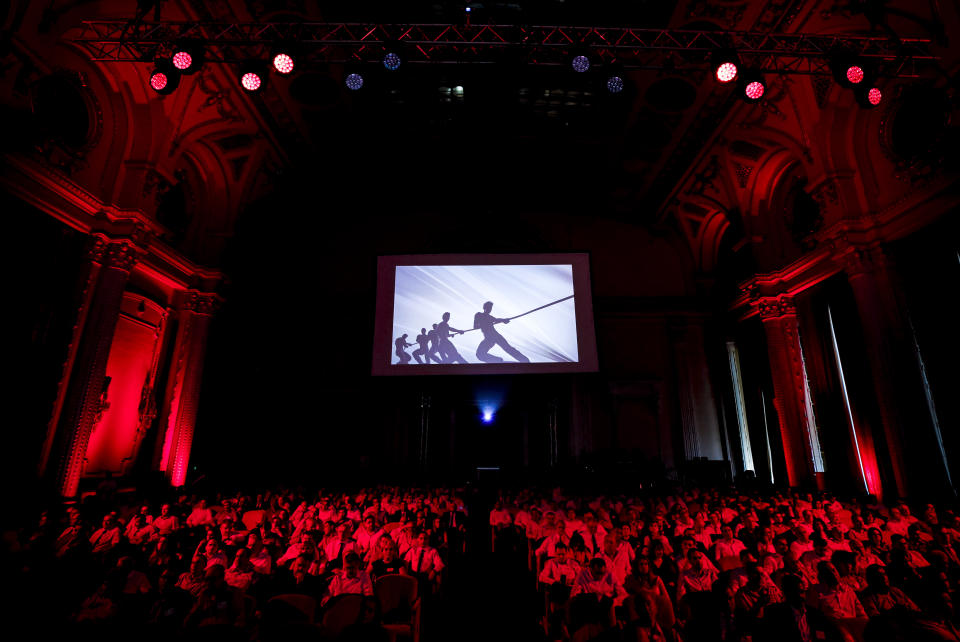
[392, 265, 579, 365]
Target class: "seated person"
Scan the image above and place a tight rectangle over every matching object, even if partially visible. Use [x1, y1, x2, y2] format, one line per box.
[323, 552, 374, 605]
[403, 528, 444, 592]
[186, 500, 216, 529]
[368, 537, 407, 581]
[539, 541, 580, 605]
[89, 513, 122, 555]
[224, 548, 257, 593]
[859, 564, 919, 617]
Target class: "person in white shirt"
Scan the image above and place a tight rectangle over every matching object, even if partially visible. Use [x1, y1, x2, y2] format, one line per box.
[324, 552, 374, 605]
[714, 525, 747, 570]
[572, 557, 627, 630]
[186, 500, 215, 529]
[599, 533, 634, 587]
[245, 531, 272, 575]
[89, 514, 122, 554]
[323, 521, 359, 570]
[125, 513, 153, 546]
[355, 514, 384, 559]
[150, 504, 180, 539]
[404, 529, 444, 592]
[535, 523, 568, 561]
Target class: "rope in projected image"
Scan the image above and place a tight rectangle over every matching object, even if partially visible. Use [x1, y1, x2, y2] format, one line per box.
[453, 294, 574, 334]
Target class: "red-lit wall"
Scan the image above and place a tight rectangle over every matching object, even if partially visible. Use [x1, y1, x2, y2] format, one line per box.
[83, 293, 166, 476]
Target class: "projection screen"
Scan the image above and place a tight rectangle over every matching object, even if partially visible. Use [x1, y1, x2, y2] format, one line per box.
[371, 254, 598, 375]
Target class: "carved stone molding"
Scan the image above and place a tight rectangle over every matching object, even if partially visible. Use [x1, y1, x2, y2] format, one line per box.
[182, 291, 219, 316]
[756, 296, 796, 320]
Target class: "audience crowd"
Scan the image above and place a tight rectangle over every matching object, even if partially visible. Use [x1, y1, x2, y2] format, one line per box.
[1, 485, 467, 641]
[3, 482, 960, 641]
[490, 486, 960, 641]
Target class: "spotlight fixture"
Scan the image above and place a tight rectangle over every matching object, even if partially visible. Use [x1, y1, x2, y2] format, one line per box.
[238, 62, 267, 93]
[170, 40, 204, 75]
[272, 52, 294, 75]
[739, 70, 766, 103]
[383, 51, 402, 71]
[606, 75, 624, 94]
[149, 60, 180, 95]
[571, 54, 591, 73]
[271, 42, 298, 75]
[831, 53, 870, 89]
[855, 84, 883, 108]
[345, 72, 364, 91]
[711, 50, 739, 83]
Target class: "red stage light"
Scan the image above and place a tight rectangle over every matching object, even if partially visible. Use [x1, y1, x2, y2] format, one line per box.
[273, 53, 294, 75]
[846, 65, 864, 84]
[868, 87, 882, 105]
[716, 62, 738, 83]
[241, 72, 262, 92]
[745, 81, 765, 100]
[172, 51, 193, 71]
[150, 72, 168, 91]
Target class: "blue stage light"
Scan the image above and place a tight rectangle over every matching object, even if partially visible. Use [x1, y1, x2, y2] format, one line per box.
[482, 408, 494, 423]
[383, 52, 401, 71]
[345, 73, 364, 90]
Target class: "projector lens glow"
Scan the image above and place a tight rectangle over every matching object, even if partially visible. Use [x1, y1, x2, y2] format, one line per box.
[172, 51, 192, 70]
[383, 53, 401, 71]
[572, 55, 590, 73]
[346, 73, 364, 90]
[846, 65, 864, 84]
[241, 72, 262, 92]
[273, 53, 294, 74]
[607, 76, 624, 93]
[150, 72, 168, 91]
[867, 87, 882, 105]
[716, 62, 738, 83]
[745, 81, 765, 100]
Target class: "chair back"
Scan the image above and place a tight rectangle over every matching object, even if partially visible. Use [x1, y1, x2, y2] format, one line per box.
[321, 594, 364, 638]
[269, 593, 316, 624]
[242, 509, 267, 530]
[382, 521, 403, 534]
[375, 573, 418, 612]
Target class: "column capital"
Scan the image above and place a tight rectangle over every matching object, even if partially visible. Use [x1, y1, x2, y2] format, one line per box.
[88, 232, 143, 270]
[756, 295, 797, 320]
[837, 242, 889, 278]
[181, 291, 220, 316]
[103, 241, 139, 271]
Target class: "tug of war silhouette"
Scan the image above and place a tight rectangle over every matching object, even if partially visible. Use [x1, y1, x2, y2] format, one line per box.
[394, 295, 573, 365]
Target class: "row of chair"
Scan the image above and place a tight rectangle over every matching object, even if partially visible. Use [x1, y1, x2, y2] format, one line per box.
[267, 573, 420, 642]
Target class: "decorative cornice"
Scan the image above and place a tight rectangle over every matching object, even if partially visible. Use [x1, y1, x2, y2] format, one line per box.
[181, 291, 220, 316]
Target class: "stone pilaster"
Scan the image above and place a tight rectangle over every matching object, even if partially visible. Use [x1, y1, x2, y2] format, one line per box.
[53, 238, 137, 497]
[157, 291, 217, 487]
[757, 296, 813, 487]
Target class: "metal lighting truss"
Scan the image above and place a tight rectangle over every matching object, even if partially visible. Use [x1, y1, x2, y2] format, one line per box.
[71, 21, 937, 77]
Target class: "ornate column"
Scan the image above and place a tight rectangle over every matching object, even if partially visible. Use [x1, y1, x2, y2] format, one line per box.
[52, 237, 138, 497]
[757, 296, 813, 487]
[840, 243, 927, 497]
[157, 291, 217, 487]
